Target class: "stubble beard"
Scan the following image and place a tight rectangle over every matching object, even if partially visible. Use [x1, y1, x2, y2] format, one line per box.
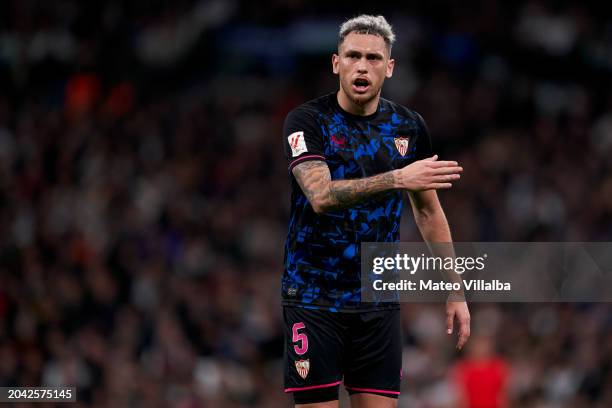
[341, 80, 381, 108]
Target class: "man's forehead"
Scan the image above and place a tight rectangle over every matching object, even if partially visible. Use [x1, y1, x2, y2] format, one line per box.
[339, 32, 388, 55]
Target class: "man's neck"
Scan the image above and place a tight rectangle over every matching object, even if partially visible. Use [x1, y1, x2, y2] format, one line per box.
[336, 89, 380, 116]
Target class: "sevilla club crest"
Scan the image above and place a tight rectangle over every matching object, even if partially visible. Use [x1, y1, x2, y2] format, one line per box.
[295, 359, 310, 379]
[394, 137, 410, 156]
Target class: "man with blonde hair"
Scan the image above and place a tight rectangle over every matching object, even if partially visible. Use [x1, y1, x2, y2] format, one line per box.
[282, 14, 470, 407]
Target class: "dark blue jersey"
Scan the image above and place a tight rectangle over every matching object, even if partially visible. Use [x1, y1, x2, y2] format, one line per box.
[282, 92, 433, 312]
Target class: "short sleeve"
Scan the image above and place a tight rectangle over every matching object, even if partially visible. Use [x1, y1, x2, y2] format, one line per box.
[414, 112, 434, 161]
[283, 108, 326, 172]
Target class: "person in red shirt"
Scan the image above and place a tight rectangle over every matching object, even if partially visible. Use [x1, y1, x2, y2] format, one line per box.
[452, 334, 510, 408]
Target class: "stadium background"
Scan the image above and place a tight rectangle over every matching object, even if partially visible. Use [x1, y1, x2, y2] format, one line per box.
[1, 0, 611, 407]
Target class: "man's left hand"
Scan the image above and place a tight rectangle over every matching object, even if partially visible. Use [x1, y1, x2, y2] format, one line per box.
[446, 300, 470, 350]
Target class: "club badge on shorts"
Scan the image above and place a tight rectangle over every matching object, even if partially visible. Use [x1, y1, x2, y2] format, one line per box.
[394, 136, 410, 156]
[295, 359, 310, 379]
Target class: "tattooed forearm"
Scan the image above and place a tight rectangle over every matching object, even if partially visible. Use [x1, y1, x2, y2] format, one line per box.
[329, 172, 396, 207]
[292, 160, 398, 213]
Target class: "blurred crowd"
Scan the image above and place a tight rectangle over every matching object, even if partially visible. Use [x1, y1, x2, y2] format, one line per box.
[0, 0, 611, 407]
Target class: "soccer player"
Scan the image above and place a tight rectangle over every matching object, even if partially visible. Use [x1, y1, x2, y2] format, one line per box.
[282, 15, 470, 408]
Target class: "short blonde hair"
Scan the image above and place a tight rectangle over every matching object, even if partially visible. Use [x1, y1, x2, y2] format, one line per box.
[338, 15, 396, 52]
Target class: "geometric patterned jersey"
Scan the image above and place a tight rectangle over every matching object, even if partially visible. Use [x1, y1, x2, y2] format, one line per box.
[282, 92, 432, 312]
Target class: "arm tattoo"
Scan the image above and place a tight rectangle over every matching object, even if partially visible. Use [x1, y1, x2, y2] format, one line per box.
[292, 161, 397, 212]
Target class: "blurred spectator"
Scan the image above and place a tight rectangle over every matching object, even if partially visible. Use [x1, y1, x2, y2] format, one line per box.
[451, 335, 510, 408]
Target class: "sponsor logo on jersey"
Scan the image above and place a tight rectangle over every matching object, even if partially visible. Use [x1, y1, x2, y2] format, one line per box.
[288, 131, 308, 157]
[295, 359, 310, 379]
[394, 136, 410, 156]
[331, 133, 347, 147]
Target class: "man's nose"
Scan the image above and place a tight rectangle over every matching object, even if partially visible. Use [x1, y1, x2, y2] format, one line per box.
[356, 57, 368, 72]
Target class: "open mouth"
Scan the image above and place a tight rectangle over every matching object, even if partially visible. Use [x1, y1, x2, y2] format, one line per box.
[352, 78, 370, 93]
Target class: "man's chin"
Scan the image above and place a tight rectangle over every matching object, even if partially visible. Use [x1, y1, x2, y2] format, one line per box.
[350, 91, 377, 106]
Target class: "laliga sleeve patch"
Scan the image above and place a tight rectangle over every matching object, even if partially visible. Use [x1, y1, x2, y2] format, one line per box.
[288, 131, 308, 157]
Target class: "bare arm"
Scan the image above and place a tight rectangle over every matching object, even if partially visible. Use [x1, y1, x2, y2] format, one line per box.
[292, 155, 462, 214]
[409, 189, 471, 349]
[408, 189, 452, 242]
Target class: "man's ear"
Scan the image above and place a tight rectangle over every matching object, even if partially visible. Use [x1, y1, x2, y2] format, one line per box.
[386, 58, 395, 78]
[332, 54, 339, 75]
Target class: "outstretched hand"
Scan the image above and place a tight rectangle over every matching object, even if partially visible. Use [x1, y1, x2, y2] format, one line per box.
[394, 155, 463, 191]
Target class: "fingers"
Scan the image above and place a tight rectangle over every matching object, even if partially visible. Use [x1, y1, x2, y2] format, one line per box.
[424, 154, 439, 161]
[433, 174, 461, 182]
[427, 160, 459, 168]
[456, 317, 471, 350]
[426, 183, 453, 190]
[447, 303, 471, 350]
[430, 166, 462, 186]
[425, 173, 461, 189]
[432, 166, 463, 175]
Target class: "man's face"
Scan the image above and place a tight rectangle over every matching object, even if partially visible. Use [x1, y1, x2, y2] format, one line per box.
[332, 32, 395, 107]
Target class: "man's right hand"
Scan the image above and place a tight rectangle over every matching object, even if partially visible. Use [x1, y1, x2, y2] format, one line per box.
[393, 155, 463, 191]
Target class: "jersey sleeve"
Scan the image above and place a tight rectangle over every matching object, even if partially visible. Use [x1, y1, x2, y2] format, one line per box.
[283, 108, 326, 172]
[414, 112, 434, 161]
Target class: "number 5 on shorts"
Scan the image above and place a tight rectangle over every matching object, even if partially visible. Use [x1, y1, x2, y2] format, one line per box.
[292, 322, 309, 355]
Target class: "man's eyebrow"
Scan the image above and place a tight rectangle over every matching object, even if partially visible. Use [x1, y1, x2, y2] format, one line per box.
[343, 49, 384, 58]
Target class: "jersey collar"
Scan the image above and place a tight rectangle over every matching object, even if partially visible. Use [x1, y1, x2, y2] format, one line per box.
[331, 92, 380, 121]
